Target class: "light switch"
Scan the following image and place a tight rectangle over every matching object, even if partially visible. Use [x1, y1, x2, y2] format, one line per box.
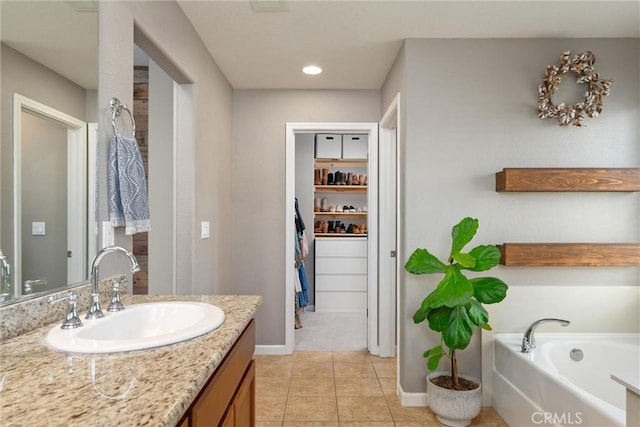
[201, 221, 210, 239]
[32, 222, 46, 236]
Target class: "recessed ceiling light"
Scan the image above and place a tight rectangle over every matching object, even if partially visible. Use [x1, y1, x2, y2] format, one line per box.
[303, 65, 322, 75]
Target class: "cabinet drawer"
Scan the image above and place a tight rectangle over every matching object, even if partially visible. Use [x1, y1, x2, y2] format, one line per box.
[315, 257, 367, 275]
[316, 291, 367, 312]
[316, 239, 367, 257]
[315, 274, 367, 292]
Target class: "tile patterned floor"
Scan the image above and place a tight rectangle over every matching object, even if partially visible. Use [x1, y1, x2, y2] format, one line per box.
[255, 351, 508, 427]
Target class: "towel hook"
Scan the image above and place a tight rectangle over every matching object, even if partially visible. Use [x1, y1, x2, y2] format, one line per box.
[110, 97, 136, 138]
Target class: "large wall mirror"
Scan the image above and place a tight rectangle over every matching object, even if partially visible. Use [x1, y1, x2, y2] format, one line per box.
[1, 0, 98, 304]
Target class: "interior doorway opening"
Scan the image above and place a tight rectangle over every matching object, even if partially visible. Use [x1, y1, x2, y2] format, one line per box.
[285, 122, 379, 355]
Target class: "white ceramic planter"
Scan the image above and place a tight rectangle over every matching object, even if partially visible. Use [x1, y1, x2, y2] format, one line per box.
[427, 371, 482, 427]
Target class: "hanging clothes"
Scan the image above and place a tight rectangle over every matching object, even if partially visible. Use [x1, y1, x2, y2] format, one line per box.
[294, 198, 309, 329]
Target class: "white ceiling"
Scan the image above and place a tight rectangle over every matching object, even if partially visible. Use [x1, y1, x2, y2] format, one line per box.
[1, 1, 638, 91]
[179, 0, 640, 89]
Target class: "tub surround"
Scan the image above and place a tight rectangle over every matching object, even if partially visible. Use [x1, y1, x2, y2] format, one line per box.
[0, 293, 262, 426]
[611, 373, 640, 427]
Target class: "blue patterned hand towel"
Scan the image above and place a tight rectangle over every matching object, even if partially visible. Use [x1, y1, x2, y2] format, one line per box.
[108, 134, 151, 235]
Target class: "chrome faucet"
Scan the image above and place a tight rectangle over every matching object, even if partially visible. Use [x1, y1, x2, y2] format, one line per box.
[0, 250, 11, 298]
[86, 246, 140, 320]
[522, 318, 570, 353]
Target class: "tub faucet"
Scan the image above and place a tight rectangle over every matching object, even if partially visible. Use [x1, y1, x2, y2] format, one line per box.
[522, 318, 570, 353]
[86, 245, 140, 320]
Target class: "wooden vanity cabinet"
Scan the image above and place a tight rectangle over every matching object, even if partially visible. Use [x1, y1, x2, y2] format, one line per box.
[179, 320, 256, 427]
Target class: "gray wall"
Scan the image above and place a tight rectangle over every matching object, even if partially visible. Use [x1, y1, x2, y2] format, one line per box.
[387, 38, 639, 393]
[232, 89, 380, 345]
[1, 43, 88, 283]
[295, 133, 315, 305]
[97, 1, 234, 293]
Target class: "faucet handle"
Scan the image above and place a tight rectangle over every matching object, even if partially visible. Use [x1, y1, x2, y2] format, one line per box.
[23, 278, 48, 295]
[47, 291, 83, 329]
[107, 279, 125, 312]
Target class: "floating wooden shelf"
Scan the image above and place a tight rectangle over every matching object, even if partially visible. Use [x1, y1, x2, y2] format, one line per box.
[496, 168, 640, 192]
[314, 212, 367, 219]
[315, 185, 367, 193]
[315, 159, 367, 168]
[498, 243, 640, 266]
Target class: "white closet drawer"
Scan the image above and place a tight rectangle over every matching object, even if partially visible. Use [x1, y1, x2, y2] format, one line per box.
[315, 274, 367, 292]
[315, 292, 367, 312]
[315, 238, 367, 258]
[315, 257, 367, 275]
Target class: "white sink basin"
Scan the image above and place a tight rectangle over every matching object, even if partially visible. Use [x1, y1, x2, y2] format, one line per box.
[45, 301, 225, 354]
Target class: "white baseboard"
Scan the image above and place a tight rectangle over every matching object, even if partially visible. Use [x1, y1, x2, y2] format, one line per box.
[255, 345, 289, 355]
[397, 383, 428, 407]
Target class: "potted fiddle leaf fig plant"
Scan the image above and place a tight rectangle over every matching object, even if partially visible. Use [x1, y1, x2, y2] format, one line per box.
[404, 217, 508, 427]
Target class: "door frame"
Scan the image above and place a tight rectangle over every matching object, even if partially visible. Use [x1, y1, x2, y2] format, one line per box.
[12, 94, 87, 295]
[285, 122, 379, 355]
[378, 94, 401, 358]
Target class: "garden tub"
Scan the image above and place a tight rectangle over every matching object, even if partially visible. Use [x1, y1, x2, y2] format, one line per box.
[492, 333, 639, 427]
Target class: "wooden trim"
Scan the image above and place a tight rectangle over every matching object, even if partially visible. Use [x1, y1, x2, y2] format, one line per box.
[498, 243, 640, 266]
[495, 168, 640, 192]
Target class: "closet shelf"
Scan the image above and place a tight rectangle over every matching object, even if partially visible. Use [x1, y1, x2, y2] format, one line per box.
[495, 168, 640, 192]
[315, 185, 367, 194]
[314, 212, 367, 219]
[498, 243, 640, 266]
[315, 159, 367, 168]
[314, 233, 368, 238]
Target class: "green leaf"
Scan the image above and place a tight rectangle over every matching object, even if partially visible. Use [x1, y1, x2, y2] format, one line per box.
[464, 245, 501, 272]
[427, 353, 443, 371]
[433, 266, 474, 308]
[426, 307, 452, 332]
[413, 291, 440, 324]
[423, 345, 443, 358]
[452, 252, 476, 268]
[443, 306, 474, 350]
[465, 299, 489, 328]
[405, 248, 448, 275]
[471, 277, 508, 304]
[449, 217, 478, 259]
[482, 323, 493, 331]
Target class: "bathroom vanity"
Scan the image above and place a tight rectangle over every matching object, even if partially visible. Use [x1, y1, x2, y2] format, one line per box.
[0, 292, 262, 426]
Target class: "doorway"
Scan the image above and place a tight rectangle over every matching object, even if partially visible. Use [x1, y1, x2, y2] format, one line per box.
[285, 122, 379, 354]
[12, 94, 88, 296]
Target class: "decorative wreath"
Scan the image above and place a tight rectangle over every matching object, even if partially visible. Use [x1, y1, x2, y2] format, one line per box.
[537, 50, 613, 127]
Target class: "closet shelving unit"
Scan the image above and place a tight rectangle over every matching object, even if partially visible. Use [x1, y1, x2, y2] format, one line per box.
[495, 167, 640, 266]
[314, 158, 368, 237]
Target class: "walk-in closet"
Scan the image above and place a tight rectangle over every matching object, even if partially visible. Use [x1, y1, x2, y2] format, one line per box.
[294, 129, 372, 352]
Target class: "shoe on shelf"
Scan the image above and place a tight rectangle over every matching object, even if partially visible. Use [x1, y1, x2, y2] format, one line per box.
[314, 198, 321, 212]
[361, 224, 367, 234]
[314, 169, 321, 185]
[336, 205, 344, 212]
[334, 171, 341, 185]
[321, 197, 329, 212]
[352, 174, 360, 185]
[314, 221, 322, 233]
[356, 207, 362, 213]
[328, 221, 335, 233]
[343, 205, 350, 213]
[321, 168, 329, 185]
[346, 172, 352, 185]
[349, 206, 356, 213]
[347, 224, 354, 233]
[362, 206, 368, 212]
[327, 172, 334, 185]
[352, 225, 361, 234]
[335, 221, 343, 233]
[329, 204, 336, 212]
[359, 174, 366, 186]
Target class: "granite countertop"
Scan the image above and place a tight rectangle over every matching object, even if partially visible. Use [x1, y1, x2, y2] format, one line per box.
[0, 294, 262, 426]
